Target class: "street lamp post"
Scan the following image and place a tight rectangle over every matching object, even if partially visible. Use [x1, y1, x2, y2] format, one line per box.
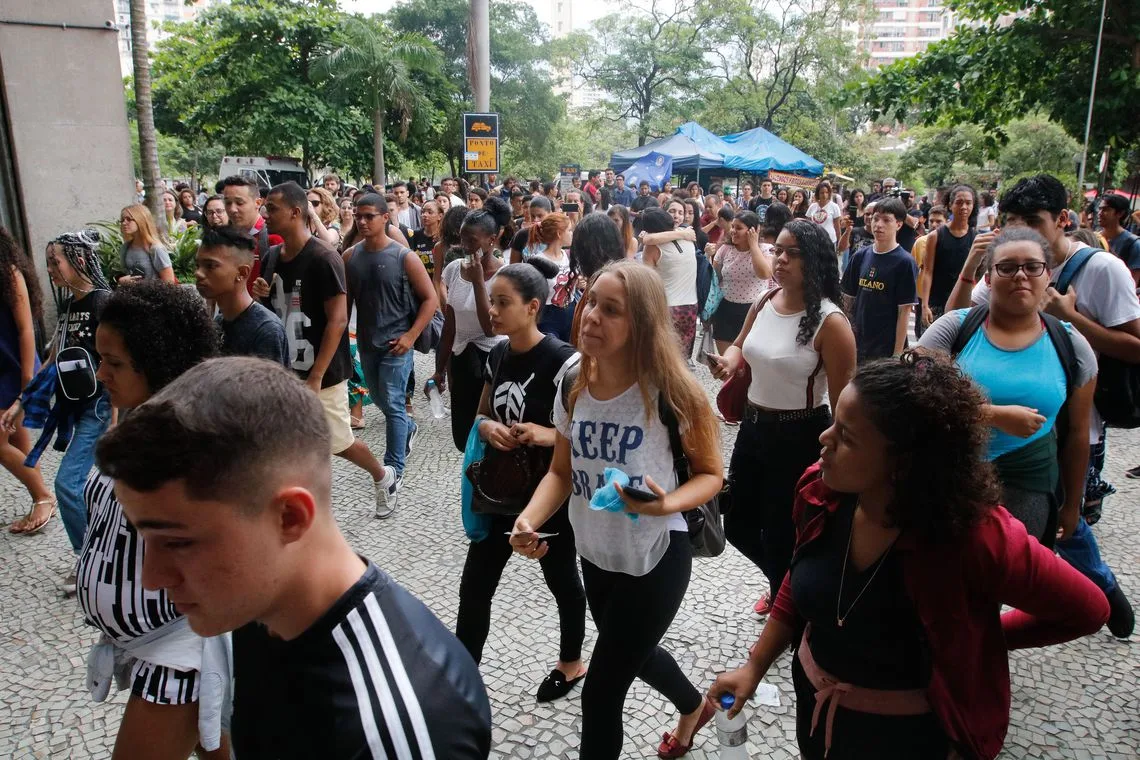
[1076, 0, 1108, 192]
[471, 0, 490, 112]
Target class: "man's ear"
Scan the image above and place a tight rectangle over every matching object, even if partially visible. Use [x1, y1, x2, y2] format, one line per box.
[270, 486, 319, 546]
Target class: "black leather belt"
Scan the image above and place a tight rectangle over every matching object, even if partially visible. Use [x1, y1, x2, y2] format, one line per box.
[744, 404, 831, 425]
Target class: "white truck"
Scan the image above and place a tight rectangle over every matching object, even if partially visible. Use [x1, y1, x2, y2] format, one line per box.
[218, 156, 308, 189]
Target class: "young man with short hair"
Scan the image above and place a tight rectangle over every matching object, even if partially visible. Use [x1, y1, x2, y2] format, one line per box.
[441, 176, 465, 207]
[611, 174, 635, 207]
[221, 175, 283, 296]
[1098, 194, 1140, 288]
[96, 357, 493, 759]
[946, 173, 1138, 639]
[259, 182, 397, 516]
[323, 174, 341, 198]
[195, 226, 289, 367]
[344, 194, 438, 508]
[751, 180, 776, 222]
[840, 197, 918, 361]
[391, 181, 421, 232]
[918, 187, 976, 331]
[584, 170, 602, 205]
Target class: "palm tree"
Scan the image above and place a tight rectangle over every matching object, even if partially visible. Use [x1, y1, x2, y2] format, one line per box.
[317, 17, 439, 185]
[130, 0, 162, 221]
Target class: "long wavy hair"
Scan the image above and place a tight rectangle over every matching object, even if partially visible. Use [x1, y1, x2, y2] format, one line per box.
[782, 219, 842, 346]
[853, 352, 998, 541]
[121, 204, 161, 253]
[0, 226, 44, 323]
[606, 204, 634, 253]
[569, 260, 719, 458]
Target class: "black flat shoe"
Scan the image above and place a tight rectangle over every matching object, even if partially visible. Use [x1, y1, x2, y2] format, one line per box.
[535, 668, 585, 703]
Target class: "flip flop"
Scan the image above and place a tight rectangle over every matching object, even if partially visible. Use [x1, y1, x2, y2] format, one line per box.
[10, 499, 56, 535]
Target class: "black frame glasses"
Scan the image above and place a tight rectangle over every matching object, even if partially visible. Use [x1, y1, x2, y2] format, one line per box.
[992, 261, 1047, 278]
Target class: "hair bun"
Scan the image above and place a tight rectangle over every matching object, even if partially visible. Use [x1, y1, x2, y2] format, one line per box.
[483, 195, 512, 228]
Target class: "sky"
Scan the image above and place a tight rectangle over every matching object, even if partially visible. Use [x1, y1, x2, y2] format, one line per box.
[340, 0, 607, 33]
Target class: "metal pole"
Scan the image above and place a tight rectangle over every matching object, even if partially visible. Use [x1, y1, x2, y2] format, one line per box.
[1077, 0, 1108, 192]
[472, 0, 490, 112]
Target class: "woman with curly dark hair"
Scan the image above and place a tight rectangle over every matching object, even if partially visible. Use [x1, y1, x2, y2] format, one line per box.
[712, 219, 856, 617]
[76, 280, 227, 760]
[710, 352, 1109, 760]
[0, 227, 54, 532]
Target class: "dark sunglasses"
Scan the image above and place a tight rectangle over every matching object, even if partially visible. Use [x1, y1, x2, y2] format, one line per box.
[309, 199, 321, 208]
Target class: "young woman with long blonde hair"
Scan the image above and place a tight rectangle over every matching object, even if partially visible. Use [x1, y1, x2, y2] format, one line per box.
[606, 204, 638, 257]
[511, 260, 723, 759]
[118, 204, 175, 284]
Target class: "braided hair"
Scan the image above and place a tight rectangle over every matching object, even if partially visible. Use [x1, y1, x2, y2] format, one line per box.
[49, 230, 111, 301]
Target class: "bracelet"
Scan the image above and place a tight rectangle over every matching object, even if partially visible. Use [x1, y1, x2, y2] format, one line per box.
[958, 275, 975, 285]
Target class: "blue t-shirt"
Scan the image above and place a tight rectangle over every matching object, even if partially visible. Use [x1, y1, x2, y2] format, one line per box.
[1109, 229, 1140, 272]
[917, 309, 1098, 460]
[840, 244, 917, 361]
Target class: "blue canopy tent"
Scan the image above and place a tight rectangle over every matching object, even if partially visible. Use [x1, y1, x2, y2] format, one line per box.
[609, 133, 723, 174]
[674, 121, 824, 176]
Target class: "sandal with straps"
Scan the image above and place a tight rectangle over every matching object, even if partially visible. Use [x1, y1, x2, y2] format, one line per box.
[10, 499, 56, 535]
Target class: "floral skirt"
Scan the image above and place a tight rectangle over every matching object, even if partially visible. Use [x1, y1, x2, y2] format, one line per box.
[670, 304, 699, 361]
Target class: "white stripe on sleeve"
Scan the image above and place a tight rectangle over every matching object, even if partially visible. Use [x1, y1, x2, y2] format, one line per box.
[332, 621, 390, 760]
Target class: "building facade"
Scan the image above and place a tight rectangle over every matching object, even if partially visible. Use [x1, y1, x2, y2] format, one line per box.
[0, 1, 134, 316]
[859, 0, 961, 69]
[114, 0, 217, 76]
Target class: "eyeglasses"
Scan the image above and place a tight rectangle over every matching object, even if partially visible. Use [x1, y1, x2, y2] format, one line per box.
[993, 261, 1047, 278]
[309, 199, 321, 208]
[770, 244, 801, 257]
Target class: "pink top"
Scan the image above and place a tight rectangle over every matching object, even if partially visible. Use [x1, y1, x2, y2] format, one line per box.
[715, 244, 769, 303]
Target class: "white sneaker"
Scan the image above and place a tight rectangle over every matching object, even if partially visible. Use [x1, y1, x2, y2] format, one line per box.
[374, 469, 398, 519]
[60, 571, 77, 596]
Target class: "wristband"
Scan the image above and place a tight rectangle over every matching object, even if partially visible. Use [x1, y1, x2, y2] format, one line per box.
[958, 275, 975, 285]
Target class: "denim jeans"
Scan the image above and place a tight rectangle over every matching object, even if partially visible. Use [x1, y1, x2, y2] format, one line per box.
[1056, 518, 1118, 595]
[359, 347, 415, 476]
[57, 393, 111, 553]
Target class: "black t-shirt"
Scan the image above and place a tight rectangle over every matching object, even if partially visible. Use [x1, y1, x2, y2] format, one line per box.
[897, 210, 923, 253]
[181, 207, 203, 225]
[232, 563, 492, 760]
[482, 335, 578, 428]
[408, 229, 436, 278]
[266, 236, 351, 388]
[750, 195, 774, 222]
[840, 244, 917, 361]
[790, 501, 928, 689]
[59, 289, 111, 359]
[217, 301, 290, 368]
[509, 228, 529, 259]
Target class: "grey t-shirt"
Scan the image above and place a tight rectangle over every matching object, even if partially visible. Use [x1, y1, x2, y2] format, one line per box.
[121, 243, 172, 280]
[217, 302, 290, 368]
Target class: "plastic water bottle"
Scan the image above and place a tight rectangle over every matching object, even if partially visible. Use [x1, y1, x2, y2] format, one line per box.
[715, 694, 749, 759]
[426, 379, 446, 419]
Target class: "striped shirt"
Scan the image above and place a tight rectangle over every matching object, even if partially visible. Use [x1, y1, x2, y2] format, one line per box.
[77, 471, 180, 642]
[231, 563, 492, 759]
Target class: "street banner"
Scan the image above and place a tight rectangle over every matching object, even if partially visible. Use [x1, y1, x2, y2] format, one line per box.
[621, 151, 673, 192]
[767, 170, 818, 189]
[463, 113, 500, 174]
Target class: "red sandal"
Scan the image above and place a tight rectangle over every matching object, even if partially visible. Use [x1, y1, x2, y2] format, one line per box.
[656, 696, 716, 758]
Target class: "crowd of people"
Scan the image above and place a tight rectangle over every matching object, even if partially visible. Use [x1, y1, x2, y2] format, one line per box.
[0, 165, 1135, 759]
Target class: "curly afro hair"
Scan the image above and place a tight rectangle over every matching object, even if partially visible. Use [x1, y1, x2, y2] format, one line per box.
[852, 351, 999, 541]
[99, 281, 219, 394]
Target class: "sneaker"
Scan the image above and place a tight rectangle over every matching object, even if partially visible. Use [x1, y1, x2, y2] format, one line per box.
[1106, 585, 1135, 639]
[1126, 465, 1140, 479]
[374, 469, 398, 519]
[405, 420, 419, 459]
[60, 572, 77, 597]
[753, 593, 773, 616]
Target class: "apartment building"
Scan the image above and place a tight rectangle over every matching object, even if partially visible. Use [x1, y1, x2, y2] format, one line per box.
[113, 0, 218, 76]
[859, 0, 961, 69]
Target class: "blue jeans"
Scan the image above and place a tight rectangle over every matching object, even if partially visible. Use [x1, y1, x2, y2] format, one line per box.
[359, 347, 415, 476]
[57, 393, 111, 553]
[1056, 518, 1118, 595]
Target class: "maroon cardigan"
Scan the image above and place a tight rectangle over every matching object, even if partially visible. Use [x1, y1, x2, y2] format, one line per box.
[771, 463, 1109, 760]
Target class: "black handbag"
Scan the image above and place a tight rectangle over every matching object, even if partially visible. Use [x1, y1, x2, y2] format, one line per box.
[55, 298, 105, 402]
[659, 395, 727, 558]
[465, 343, 552, 515]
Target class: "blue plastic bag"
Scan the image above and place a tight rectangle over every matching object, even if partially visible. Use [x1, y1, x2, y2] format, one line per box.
[589, 467, 638, 522]
[461, 416, 492, 542]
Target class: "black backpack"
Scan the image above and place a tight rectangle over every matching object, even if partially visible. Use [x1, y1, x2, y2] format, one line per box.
[1054, 246, 1140, 428]
[949, 304, 1079, 446]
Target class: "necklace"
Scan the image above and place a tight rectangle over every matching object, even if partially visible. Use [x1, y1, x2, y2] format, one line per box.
[836, 506, 897, 628]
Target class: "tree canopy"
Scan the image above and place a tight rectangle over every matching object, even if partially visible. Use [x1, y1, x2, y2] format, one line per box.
[855, 0, 1140, 153]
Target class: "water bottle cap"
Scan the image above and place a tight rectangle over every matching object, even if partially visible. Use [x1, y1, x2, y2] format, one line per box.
[427, 379, 436, 387]
[719, 693, 735, 710]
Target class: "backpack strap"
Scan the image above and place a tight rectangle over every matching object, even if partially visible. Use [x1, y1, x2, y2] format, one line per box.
[558, 361, 580, 419]
[949, 304, 989, 358]
[657, 392, 689, 482]
[1054, 246, 1098, 294]
[1041, 313, 1078, 399]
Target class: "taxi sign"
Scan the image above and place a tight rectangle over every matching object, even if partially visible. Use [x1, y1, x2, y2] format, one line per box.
[463, 113, 500, 174]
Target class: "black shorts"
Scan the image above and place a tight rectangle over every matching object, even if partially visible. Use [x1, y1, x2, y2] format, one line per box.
[712, 299, 752, 342]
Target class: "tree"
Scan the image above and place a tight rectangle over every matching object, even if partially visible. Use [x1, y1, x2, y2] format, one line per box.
[388, 0, 562, 174]
[998, 115, 1082, 179]
[897, 123, 988, 189]
[130, 0, 162, 220]
[568, 1, 713, 146]
[151, 0, 370, 175]
[316, 16, 439, 184]
[854, 0, 1140, 155]
[699, 0, 863, 133]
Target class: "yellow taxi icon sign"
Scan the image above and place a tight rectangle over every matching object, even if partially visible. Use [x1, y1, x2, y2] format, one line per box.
[471, 121, 493, 133]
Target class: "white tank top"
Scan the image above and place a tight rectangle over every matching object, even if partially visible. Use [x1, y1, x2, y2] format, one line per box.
[742, 296, 844, 410]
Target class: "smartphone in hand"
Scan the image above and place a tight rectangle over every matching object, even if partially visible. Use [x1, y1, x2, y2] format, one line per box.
[621, 486, 657, 502]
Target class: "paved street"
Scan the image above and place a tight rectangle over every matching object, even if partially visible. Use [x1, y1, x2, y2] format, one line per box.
[1, 353, 1136, 759]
